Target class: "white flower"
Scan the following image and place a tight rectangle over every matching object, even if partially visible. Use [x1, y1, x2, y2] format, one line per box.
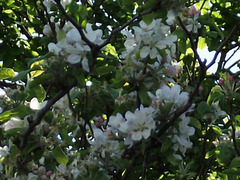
[108, 113, 125, 129]
[43, 0, 54, 12]
[170, 114, 195, 155]
[119, 105, 156, 146]
[186, 14, 201, 33]
[66, 28, 81, 42]
[90, 129, 107, 146]
[0, 107, 2, 114]
[0, 88, 6, 97]
[84, 23, 103, 45]
[81, 58, 89, 72]
[43, 24, 52, 36]
[30, 97, 47, 110]
[0, 145, 9, 158]
[48, 43, 61, 55]
[2, 117, 28, 131]
[160, 84, 189, 107]
[166, 9, 176, 25]
[211, 101, 226, 117]
[71, 168, 81, 179]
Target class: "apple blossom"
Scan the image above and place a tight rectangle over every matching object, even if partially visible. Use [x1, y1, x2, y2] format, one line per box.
[119, 105, 156, 146]
[30, 97, 47, 110]
[188, 6, 201, 17]
[1, 117, 29, 131]
[170, 114, 195, 155]
[186, 14, 201, 33]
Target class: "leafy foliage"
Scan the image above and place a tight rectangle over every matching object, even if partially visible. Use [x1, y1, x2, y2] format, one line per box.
[0, 0, 240, 179]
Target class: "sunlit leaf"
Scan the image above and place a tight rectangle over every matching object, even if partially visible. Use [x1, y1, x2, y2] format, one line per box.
[53, 146, 69, 165]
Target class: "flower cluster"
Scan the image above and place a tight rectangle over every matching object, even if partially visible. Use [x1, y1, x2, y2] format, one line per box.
[149, 84, 195, 155]
[185, 6, 201, 33]
[170, 114, 195, 156]
[47, 22, 103, 72]
[90, 105, 156, 150]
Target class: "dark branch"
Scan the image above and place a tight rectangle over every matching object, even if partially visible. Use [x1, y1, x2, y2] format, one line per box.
[177, 16, 203, 67]
[98, 6, 162, 50]
[206, 20, 240, 69]
[20, 85, 75, 149]
[54, 0, 95, 49]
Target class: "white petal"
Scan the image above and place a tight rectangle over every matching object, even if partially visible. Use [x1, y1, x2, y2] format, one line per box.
[142, 129, 151, 139]
[140, 46, 150, 58]
[81, 58, 89, 72]
[66, 28, 81, 42]
[30, 98, 41, 110]
[132, 132, 142, 141]
[48, 43, 61, 55]
[67, 54, 81, 64]
[149, 47, 158, 59]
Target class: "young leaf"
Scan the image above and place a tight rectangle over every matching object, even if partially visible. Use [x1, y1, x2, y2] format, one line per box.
[53, 146, 69, 165]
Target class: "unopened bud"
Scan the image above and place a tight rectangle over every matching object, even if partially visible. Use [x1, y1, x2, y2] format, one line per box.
[228, 75, 234, 82]
[188, 6, 201, 17]
[219, 79, 224, 85]
[38, 166, 46, 175]
[198, 86, 204, 93]
[46, 170, 52, 177]
[40, 174, 48, 180]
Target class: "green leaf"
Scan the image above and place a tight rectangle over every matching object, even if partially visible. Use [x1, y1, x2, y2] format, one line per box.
[223, 168, 240, 175]
[161, 138, 172, 152]
[197, 101, 212, 115]
[53, 146, 69, 165]
[9, 144, 20, 157]
[95, 65, 116, 76]
[0, 105, 31, 123]
[138, 84, 151, 106]
[198, 37, 207, 50]
[0, 68, 15, 80]
[105, 44, 118, 56]
[78, 5, 88, 20]
[60, 129, 74, 145]
[190, 117, 202, 130]
[230, 157, 240, 168]
[27, 52, 52, 67]
[57, 30, 66, 42]
[113, 159, 131, 170]
[207, 85, 224, 104]
[212, 126, 222, 135]
[28, 84, 46, 102]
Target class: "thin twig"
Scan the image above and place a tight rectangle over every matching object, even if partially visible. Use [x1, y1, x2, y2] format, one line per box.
[98, 6, 162, 49]
[177, 16, 203, 67]
[87, 0, 105, 20]
[206, 20, 240, 69]
[227, 59, 240, 71]
[41, 0, 57, 42]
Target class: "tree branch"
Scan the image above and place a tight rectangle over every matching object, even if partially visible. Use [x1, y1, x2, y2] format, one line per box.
[54, 0, 95, 49]
[98, 6, 162, 50]
[206, 20, 240, 69]
[20, 85, 74, 149]
[177, 16, 203, 68]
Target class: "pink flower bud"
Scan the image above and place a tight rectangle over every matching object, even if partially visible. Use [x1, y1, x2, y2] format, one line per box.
[166, 66, 177, 77]
[38, 166, 46, 175]
[97, 118, 104, 124]
[198, 86, 204, 93]
[28, 173, 35, 178]
[188, 6, 200, 17]
[40, 174, 48, 180]
[94, 121, 100, 127]
[46, 170, 52, 177]
[228, 75, 234, 82]
[219, 79, 224, 85]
